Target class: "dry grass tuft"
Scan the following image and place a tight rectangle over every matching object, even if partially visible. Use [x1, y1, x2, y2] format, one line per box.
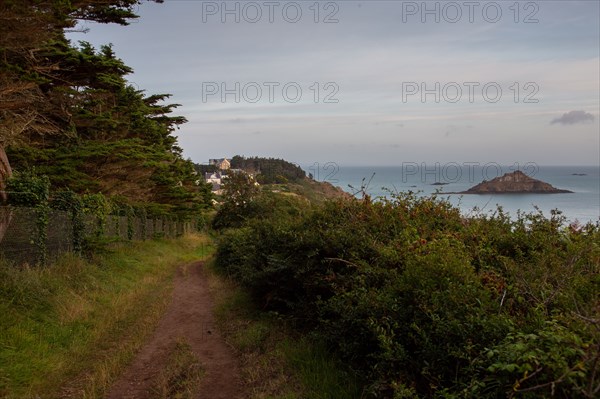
[150, 340, 204, 399]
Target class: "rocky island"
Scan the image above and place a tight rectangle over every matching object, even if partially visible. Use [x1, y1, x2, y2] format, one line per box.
[455, 170, 573, 194]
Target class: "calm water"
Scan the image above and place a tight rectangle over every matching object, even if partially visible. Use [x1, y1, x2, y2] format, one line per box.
[308, 164, 600, 224]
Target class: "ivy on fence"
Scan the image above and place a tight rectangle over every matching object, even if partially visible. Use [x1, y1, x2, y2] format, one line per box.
[83, 193, 111, 238]
[52, 190, 85, 254]
[2, 171, 203, 266]
[6, 170, 50, 264]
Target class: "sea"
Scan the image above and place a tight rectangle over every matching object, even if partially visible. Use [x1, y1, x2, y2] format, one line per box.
[305, 164, 600, 225]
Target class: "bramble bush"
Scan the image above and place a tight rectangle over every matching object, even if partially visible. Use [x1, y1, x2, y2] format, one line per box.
[214, 189, 600, 398]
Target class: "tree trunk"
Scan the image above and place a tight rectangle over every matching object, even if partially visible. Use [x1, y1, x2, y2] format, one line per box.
[0, 145, 12, 245]
[0, 144, 12, 203]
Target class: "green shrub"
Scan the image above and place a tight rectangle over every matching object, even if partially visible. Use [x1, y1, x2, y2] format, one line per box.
[214, 191, 600, 398]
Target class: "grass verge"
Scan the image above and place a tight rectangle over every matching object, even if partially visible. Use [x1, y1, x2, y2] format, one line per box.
[205, 260, 364, 399]
[0, 234, 212, 399]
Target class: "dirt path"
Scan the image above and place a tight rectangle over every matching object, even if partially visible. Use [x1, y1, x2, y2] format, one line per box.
[105, 261, 244, 399]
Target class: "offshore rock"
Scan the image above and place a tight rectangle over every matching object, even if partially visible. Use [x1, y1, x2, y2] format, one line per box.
[459, 170, 573, 194]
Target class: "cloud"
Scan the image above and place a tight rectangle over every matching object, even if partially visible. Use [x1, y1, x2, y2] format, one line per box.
[551, 110, 595, 125]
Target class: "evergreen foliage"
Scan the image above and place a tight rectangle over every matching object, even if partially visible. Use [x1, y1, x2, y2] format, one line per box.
[230, 155, 306, 184]
[0, 1, 211, 216]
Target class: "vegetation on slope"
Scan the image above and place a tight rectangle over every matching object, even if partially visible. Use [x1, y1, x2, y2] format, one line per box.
[230, 155, 306, 184]
[213, 183, 600, 398]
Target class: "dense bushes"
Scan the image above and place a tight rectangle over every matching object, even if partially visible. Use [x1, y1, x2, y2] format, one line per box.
[212, 173, 310, 230]
[214, 191, 600, 398]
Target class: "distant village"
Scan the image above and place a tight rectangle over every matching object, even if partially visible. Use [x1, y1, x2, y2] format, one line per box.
[203, 158, 257, 195]
[199, 156, 308, 194]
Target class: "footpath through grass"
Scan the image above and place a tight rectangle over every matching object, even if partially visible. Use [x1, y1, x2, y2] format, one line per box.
[0, 234, 213, 399]
[206, 261, 364, 399]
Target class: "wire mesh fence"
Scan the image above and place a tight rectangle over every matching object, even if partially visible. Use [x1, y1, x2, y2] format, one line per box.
[0, 206, 196, 266]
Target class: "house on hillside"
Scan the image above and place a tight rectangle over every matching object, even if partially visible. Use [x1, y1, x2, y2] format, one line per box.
[204, 171, 223, 194]
[209, 158, 230, 170]
[203, 164, 259, 195]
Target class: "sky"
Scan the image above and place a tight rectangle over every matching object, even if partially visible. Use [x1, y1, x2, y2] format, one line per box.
[67, 0, 600, 166]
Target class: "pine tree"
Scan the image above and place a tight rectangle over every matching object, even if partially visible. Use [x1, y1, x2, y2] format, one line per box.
[0, 0, 163, 196]
[1, 1, 212, 215]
